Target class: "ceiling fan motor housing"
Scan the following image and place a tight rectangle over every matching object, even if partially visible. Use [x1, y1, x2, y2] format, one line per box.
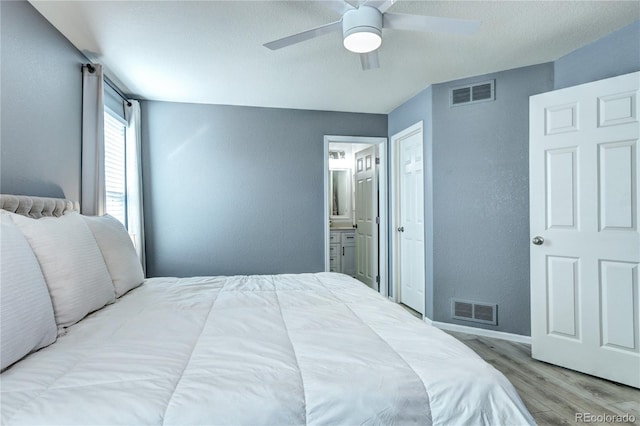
[342, 6, 383, 53]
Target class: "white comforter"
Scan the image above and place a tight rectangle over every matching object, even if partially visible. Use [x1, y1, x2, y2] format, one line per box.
[1, 273, 534, 425]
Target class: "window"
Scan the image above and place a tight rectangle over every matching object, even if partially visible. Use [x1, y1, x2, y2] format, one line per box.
[104, 109, 127, 226]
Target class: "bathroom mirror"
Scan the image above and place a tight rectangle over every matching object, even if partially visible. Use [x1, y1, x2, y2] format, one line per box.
[329, 169, 351, 220]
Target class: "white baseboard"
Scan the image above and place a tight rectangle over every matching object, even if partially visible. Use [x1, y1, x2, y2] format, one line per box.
[424, 317, 532, 345]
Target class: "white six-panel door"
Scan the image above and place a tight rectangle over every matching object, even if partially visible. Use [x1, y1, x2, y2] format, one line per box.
[530, 72, 639, 388]
[355, 146, 378, 290]
[394, 124, 425, 314]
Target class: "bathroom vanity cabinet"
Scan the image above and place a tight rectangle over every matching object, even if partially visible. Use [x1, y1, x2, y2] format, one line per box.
[329, 229, 356, 277]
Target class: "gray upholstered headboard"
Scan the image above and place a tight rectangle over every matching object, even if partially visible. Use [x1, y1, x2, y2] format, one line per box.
[0, 194, 78, 218]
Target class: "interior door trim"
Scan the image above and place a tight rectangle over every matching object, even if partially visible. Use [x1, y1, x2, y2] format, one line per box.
[323, 135, 388, 297]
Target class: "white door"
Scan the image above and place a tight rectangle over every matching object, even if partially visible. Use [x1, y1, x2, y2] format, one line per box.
[355, 146, 378, 290]
[530, 72, 639, 388]
[394, 123, 425, 314]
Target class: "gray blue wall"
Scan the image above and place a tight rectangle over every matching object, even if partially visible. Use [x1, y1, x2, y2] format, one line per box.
[142, 101, 386, 277]
[1, 1, 86, 201]
[555, 20, 640, 90]
[389, 65, 553, 336]
[431, 64, 553, 335]
[387, 87, 434, 319]
[388, 19, 639, 336]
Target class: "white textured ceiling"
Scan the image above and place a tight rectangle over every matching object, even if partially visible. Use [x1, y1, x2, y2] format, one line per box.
[30, 1, 639, 114]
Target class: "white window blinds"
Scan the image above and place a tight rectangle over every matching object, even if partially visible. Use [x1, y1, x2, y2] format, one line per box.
[104, 110, 127, 226]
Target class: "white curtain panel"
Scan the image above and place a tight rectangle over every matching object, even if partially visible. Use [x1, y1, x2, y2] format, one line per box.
[81, 64, 106, 216]
[125, 100, 146, 275]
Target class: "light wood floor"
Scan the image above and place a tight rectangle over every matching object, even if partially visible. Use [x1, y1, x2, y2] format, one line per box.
[445, 330, 640, 425]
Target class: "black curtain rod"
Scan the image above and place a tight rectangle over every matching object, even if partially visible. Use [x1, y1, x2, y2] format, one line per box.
[104, 76, 132, 107]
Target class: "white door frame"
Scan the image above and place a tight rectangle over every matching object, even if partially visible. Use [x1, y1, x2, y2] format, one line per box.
[390, 121, 424, 315]
[324, 135, 388, 297]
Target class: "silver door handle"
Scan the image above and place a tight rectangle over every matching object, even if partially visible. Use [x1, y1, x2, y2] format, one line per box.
[532, 236, 544, 245]
[397, 226, 404, 232]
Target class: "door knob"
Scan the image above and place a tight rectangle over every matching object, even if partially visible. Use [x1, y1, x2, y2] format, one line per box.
[532, 236, 544, 245]
[397, 226, 404, 232]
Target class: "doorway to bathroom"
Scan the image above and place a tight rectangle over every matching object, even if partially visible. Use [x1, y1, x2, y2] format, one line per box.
[323, 135, 388, 296]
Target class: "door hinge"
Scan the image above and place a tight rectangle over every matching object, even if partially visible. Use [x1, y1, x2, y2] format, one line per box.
[375, 216, 380, 224]
[376, 276, 380, 284]
[375, 157, 380, 165]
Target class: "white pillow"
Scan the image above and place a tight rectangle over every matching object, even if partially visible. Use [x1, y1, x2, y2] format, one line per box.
[7, 211, 116, 330]
[1, 215, 57, 370]
[82, 214, 144, 297]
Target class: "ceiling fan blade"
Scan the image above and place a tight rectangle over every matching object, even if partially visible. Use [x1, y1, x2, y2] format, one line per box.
[360, 50, 380, 70]
[383, 13, 481, 35]
[319, 0, 355, 15]
[264, 20, 342, 50]
[362, 0, 395, 13]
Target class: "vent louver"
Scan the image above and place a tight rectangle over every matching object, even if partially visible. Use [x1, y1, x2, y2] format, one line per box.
[472, 83, 493, 101]
[452, 87, 471, 105]
[450, 80, 495, 106]
[473, 304, 495, 322]
[454, 301, 473, 319]
[451, 299, 497, 325]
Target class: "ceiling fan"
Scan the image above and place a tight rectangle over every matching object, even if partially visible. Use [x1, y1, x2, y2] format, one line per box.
[263, 0, 481, 70]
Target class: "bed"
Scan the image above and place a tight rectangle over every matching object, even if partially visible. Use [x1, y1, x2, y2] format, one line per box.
[0, 194, 534, 425]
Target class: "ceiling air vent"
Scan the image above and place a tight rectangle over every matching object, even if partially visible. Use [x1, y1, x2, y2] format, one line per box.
[450, 80, 495, 107]
[451, 299, 497, 325]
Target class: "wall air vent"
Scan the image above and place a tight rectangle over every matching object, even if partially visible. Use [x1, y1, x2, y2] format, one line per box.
[451, 299, 497, 325]
[450, 80, 495, 107]
[452, 87, 471, 105]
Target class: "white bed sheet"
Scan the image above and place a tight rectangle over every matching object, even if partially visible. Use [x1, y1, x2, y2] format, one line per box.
[1, 273, 534, 425]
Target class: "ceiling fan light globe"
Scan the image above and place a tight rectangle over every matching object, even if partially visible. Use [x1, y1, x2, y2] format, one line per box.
[343, 29, 382, 53]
